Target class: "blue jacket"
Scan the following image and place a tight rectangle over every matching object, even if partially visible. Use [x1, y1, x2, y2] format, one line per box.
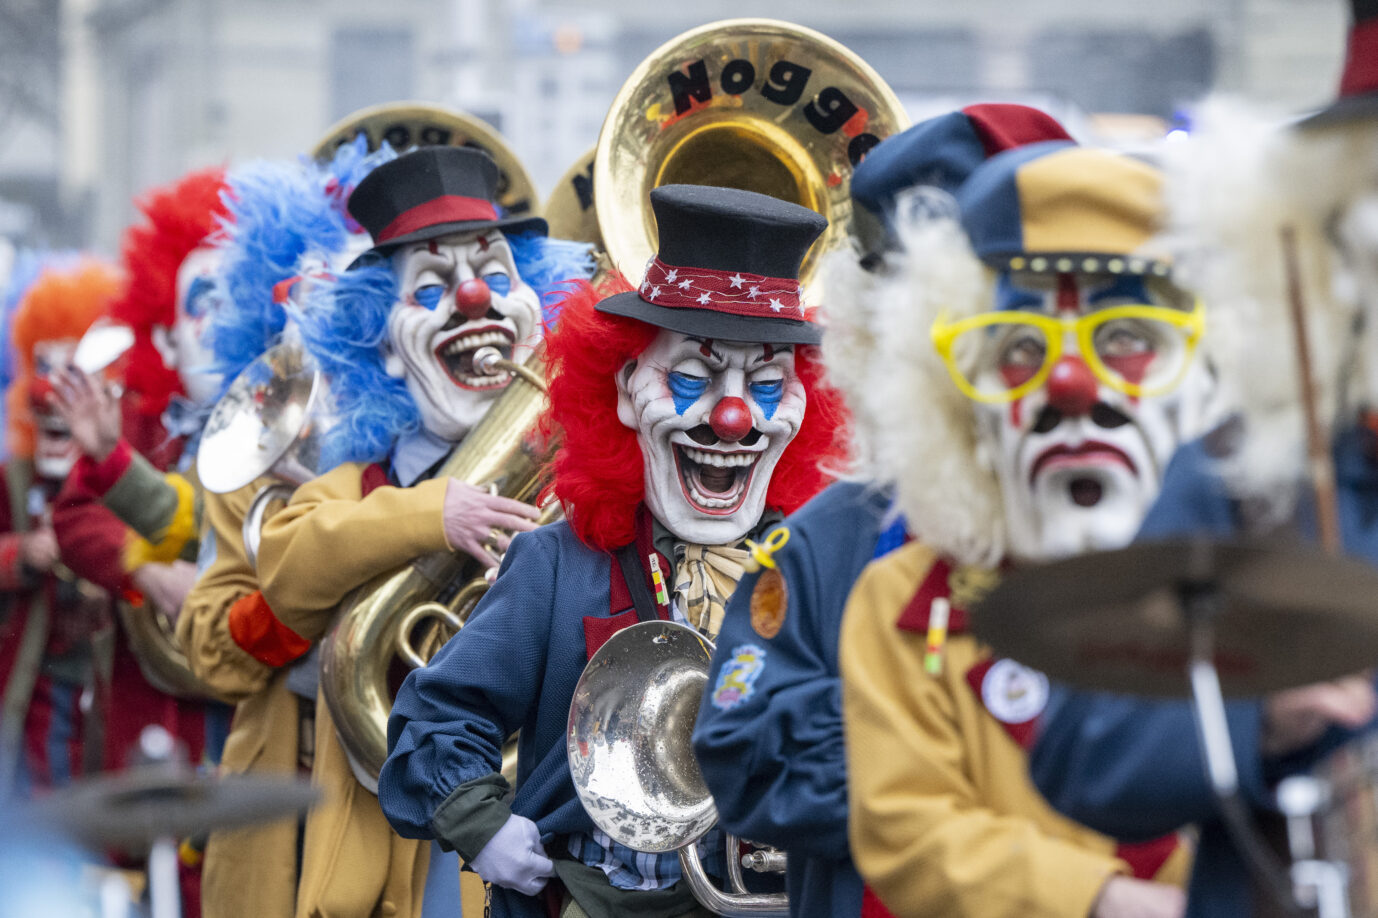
[380, 519, 677, 918]
[692, 481, 902, 918]
[1030, 431, 1378, 917]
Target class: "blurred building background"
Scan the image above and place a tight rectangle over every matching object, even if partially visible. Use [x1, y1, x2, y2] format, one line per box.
[0, 0, 1350, 252]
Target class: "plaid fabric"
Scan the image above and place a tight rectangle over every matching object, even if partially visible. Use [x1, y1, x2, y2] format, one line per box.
[672, 544, 750, 639]
[566, 828, 724, 891]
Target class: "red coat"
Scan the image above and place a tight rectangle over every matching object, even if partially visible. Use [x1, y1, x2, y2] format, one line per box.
[49, 401, 225, 773]
[0, 466, 118, 788]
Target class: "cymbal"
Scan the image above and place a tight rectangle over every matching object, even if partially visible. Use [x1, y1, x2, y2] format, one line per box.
[26, 766, 320, 849]
[969, 538, 1378, 697]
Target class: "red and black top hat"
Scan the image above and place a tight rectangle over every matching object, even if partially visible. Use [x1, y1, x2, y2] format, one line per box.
[596, 185, 827, 345]
[1301, 0, 1378, 128]
[347, 146, 546, 255]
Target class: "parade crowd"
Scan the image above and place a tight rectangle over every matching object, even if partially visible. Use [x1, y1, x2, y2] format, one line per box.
[2, 4, 1378, 918]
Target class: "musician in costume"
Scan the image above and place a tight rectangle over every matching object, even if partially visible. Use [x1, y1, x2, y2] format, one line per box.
[837, 142, 1216, 918]
[377, 185, 844, 917]
[254, 144, 591, 918]
[168, 138, 398, 918]
[1029, 5, 1378, 914]
[43, 171, 235, 790]
[689, 104, 1074, 918]
[0, 259, 124, 797]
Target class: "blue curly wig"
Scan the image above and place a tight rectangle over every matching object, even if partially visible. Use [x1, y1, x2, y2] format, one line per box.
[208, 135, 396, 395]
[296, 228, 593, 468]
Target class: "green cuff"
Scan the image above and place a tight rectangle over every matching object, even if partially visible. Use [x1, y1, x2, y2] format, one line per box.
[104, 451, 180, 542]
[429, 772, 513, 861]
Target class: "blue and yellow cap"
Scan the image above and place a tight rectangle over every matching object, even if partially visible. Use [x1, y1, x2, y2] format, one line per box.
[851, 105, 1073, 256]
[956, 142, 1170, 277]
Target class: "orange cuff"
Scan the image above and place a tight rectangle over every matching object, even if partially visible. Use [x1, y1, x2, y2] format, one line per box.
[228, 590, 311, 667]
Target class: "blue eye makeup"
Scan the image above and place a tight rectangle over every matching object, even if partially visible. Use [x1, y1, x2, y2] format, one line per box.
[185, 276, 216, 317]
[413, 284, 445, 310]
[668, 371, 709, 415]
[749, 380, 783, 419]
[483, 273, 511, 297]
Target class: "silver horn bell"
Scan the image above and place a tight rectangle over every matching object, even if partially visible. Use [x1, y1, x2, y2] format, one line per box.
[197, 340, 335, 495]
[568, 620, 788, 916]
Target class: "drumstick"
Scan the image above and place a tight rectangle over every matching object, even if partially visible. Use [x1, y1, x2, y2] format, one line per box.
[1281, 225, 1341, 554]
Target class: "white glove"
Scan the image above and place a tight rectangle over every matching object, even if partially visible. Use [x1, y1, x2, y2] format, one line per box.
[468, 814, 555, 896]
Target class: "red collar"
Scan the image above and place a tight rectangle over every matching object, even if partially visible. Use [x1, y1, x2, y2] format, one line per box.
[607, 504, 673, 619]
[895, 557, 970, 635]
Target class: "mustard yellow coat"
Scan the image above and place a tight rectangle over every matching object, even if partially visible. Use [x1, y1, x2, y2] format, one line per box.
[184, 468, 483, 918]
[840, 542, 1189, 918]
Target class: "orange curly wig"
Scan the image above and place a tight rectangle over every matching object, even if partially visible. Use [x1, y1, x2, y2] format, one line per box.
[545, 276, 849, 552]
[108, 166, 228, 421]
[7, 259, 124, 457]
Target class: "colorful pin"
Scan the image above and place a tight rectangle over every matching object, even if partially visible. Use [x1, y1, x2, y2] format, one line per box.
[924, 596, 951, 676]
[648, 553, 670, 607]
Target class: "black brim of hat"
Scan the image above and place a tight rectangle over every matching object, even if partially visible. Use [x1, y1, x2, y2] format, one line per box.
[1295, 91, 1378, 130]
[595, 290, 822, 345]
[363, 214, 549, 259]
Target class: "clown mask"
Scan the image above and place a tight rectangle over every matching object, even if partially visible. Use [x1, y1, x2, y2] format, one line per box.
[615, 329, 806, 545]
[950, 271, 1209, 562]
[30, 340, 81, 481]
[154, 243, 225, 405]
[385, 230, 542, 442]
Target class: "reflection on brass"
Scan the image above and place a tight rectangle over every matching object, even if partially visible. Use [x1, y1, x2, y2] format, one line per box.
[544, 146, 601, 248]
[568, 621, 788, 915]
[594, 18, 908, 295]
[118, 601, 225, 702]
[311, 102, 540, 219]
[320, 346, 556, 782]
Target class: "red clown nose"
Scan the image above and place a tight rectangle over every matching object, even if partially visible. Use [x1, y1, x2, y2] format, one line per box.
[455, 279, 491, 319]
[710, 396, 754, 442]
[1046, 356, 1098, 416]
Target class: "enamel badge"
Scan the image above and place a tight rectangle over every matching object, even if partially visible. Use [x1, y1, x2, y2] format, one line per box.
[750, 568, 788, 639]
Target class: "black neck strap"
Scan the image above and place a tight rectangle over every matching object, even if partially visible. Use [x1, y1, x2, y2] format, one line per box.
[613, 542, 662, 625]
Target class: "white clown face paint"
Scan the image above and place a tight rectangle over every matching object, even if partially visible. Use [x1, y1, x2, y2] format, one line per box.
[615, 329, 806, 545]
[160, 244, 226, 405]
[385, 230, 543, 442]
[970, 271, 1210, 563]
[31, 340, 80, 481]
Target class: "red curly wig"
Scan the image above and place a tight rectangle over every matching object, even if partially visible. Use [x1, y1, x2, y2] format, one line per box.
[108, 166, 228, 421]
[545, 276, 849, 552]
[8, 259, 123, 457]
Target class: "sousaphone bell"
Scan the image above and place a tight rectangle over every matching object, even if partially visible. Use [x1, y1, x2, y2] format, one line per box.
[568, 621, 787, 917]
[312, 101, 540, 220]
[594, 18, 909, 295]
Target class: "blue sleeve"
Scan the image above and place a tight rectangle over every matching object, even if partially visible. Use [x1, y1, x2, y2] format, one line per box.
[1137, 437, 1237, 540]
[692, 526, 854, 860]
[378, 528, 555, 839]
[1030, 687, 1271, 840]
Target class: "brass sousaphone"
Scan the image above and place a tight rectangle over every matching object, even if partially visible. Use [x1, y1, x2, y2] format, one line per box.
[321, 346, 554, 786]
[594, 18, 909, 295]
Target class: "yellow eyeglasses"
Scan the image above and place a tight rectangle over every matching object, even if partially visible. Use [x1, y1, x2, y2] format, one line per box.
[930, 301, 1205, 404]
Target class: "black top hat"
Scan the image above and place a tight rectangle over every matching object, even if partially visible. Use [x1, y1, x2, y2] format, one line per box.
[596, 185, 827, 345]
[1300, 0, 1378, 128]
[347, 146, 546, 255]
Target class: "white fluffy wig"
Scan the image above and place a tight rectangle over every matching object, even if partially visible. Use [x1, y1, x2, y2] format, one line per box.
[821, 189, 1003, 567]
[1162, 99, 1378, 517]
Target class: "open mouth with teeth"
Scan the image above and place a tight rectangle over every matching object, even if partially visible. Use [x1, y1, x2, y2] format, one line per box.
[673, 444, 761, 515]
[434, 324, 516, 391]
